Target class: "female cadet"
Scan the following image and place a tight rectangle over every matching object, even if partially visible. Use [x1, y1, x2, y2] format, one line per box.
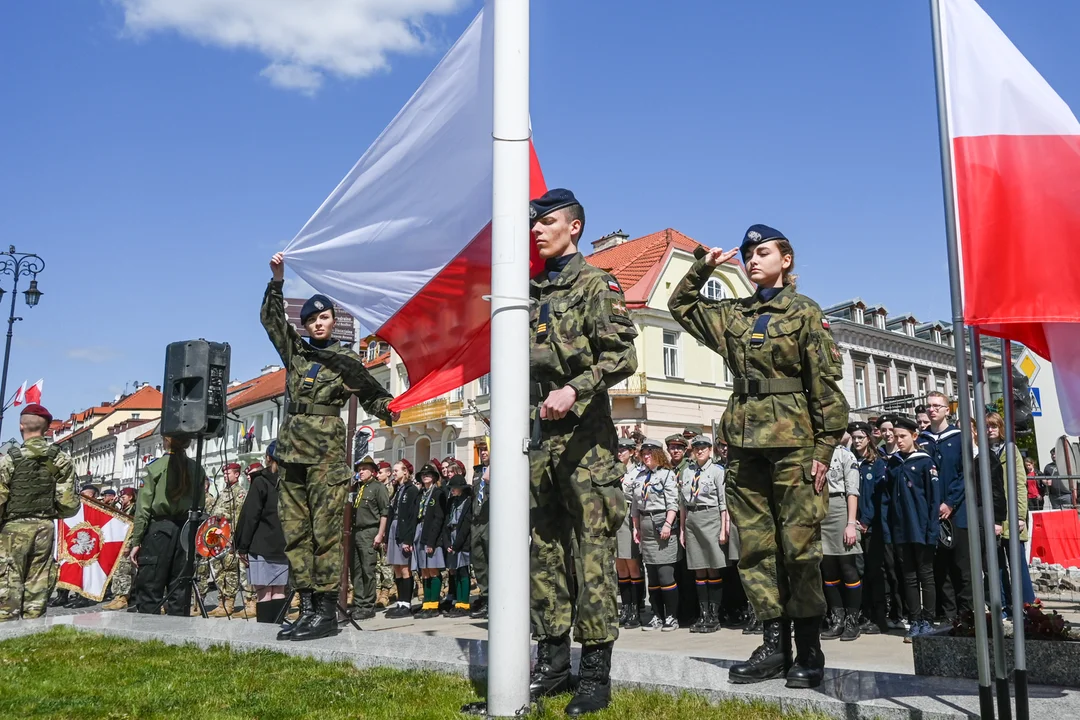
[632, 439, 681, 631]
[678, 435, 729, 634]
[819, 439, 863, 641]
[668, 225, 849, 689]
[877, 415, 899, 457]
[616, 437, 644, 629]
[851, 422, 890, 634]
[412, 463, 447, 618]
[262, 253, 397, 641]
[442, 473, 473, 617]
[385, 460, 418, 619]
[129, 435, 208, 615]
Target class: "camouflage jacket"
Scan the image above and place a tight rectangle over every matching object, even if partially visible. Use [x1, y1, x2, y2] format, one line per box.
[209, 482, 246, 526]
[530, 254, 638, 421]
[0, 437, 79, 523]
[261, 280, 394, 465]
[668, 259, 848, 464]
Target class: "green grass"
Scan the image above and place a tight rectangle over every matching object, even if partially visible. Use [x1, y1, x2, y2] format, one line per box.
[0, 627, 828, 719]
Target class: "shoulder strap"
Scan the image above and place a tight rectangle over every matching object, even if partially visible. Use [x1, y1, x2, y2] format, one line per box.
[8, 447, 22, 461]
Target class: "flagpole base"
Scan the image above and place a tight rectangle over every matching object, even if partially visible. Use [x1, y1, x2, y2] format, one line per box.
[459, 700, 536, 717]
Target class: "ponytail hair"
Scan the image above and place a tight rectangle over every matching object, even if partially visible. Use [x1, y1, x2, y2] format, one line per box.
[164, 435, 193, 505]
[776, 238, 798, 288]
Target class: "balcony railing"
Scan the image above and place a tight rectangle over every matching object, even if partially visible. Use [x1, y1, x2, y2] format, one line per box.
[386, 398, 465, 426]
[610, 373, 647, 396]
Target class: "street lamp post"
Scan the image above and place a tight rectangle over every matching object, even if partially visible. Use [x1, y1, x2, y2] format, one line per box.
[0, 245, 45, 440]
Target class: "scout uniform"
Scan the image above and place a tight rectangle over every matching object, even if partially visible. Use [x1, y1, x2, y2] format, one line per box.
[260, 282, 394, 641]
[615, 437, 644, 629]
[412, 464, 447, 618]
[442, 474, 473, 616]
[633, 441, 682, 632]
[526, 189, 638, 714]
[350, 457, 389, 620]
[819, 444, 862, 641]
[666, 434, 690, 476]
[679, 435, 728, 634]
[668, 224, 848, 688]
[375, 461, 396, 607]
[0, 405, 79, 621]
[385, 464, 419, 619]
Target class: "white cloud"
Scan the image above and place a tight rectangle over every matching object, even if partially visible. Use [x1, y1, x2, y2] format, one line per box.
[67, 346, 122, 363]
[111, 0, 472, 93]
[283, 275, 317, 298]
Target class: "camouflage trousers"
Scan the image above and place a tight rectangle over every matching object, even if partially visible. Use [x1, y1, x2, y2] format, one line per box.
[0, 519, 55, 621]
[726, 445, 827, 621]
[471, 523, 489, 599]
[530, 422, 626, 645]
[376, 547, 394, 592]
[111, 552, 134, 597]
[279, 461, 350, 593]
[195, 551, 251, 601]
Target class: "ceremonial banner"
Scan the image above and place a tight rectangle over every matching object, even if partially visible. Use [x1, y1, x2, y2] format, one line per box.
[939, 0, 1080, 432]
[55, 498, 134, 602]
[283, 4, 547, 411]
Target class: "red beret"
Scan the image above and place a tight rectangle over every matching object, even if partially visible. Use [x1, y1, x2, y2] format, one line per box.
[378, 461, 392, 470]
[119, 488, 137, 498]
[400, 459, 414, 474]
[247, 462, 263, 472]
[225, 463, 242, 471]
[454, 460, 466, 473]
[21, 403, 52, 424]
[430, 458, 443, 468]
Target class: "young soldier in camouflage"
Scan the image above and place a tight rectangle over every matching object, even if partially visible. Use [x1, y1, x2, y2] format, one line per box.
[526, 189, 638, 716]
[0, 404, 79, 621]
[206, 463, 249, 618]
[263, 253, 398, 641]
[669, 224, 849, 689]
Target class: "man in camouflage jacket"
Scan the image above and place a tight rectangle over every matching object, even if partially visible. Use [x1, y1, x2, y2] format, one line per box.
[206, 463, 249, 617]
[263, 252, 396, 641]
[526, 189, 638, 716]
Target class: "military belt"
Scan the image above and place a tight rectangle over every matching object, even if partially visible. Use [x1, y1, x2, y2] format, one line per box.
[731, 377, 804, 396]
[685, 504, 717, 511]
[530, 381, 561, 404]
[287, 402, 341, 417]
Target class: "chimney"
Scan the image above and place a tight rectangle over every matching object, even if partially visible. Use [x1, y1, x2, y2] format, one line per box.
[261, 364, 283, 375]
[591, 229, 629, 253]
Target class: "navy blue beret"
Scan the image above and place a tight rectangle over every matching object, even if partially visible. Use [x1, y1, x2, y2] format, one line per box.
[739, 224, 788, 256]
[266, 440, 279, 460]
[300, 294, 335, 324]
[893, 416, 919, 433]
[530, 188, 580, 223]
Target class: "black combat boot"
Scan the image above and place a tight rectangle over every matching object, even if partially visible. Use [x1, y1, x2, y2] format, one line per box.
[529, 635, 571, 700]
[840, 611, 862, 641]
[702, 603, 721, 634]
[820, 608, 845, 640]
[742, 607, 763, 635]
[278, 590, 314, 640]
[624, 606, 641, 630]
[565, 642, 613, 716]
[690, 603, 708, 633]
[292, 592, 339, 641]
[787, 617, 826, 689]
[729, 618, 791, 684]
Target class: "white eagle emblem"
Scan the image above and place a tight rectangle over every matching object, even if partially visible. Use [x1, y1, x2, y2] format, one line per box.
[747, 230, 762, 242]
[70, 530, 96, 556]
[314, 300, 325, 311]
[529, 205, 537, 219]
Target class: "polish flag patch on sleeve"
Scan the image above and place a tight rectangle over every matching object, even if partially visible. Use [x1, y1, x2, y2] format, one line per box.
[607, 278, 622, 293]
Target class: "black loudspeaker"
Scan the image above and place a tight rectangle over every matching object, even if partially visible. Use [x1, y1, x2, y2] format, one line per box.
[161, 340, 231, 438]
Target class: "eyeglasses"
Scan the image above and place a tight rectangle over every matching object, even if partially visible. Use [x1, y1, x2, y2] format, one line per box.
[927, 404, 949, 411]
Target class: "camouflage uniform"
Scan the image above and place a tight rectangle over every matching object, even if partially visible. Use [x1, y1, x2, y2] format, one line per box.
[669, 259, 848, 621]
[193, 490, 216, 602]
[109, 502, 136, 598]
[530, 253, 638, 644]
[0, 437, 79, 621]
[261, 280, 394, 593]
[206, 482, 248, 602]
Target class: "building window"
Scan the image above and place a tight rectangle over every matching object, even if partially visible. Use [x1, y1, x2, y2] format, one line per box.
[932, 328, 942, 344]
[131, 413, 140, 420]
[398, 367, 410, 391]
[854, 364, 868, 408]
[936, 378, 947, 394]
[393, 437, 405, 462]
[876, 369, 889, 403]
[898, 374, 909, 397]
[366, 341, 380, 362]
[918, 375, 928, 397]
[451, 386, 464, 402]
[478, 374, 490, 395]
[703, 278, 730, 301]
[443, 428, 456, 458]
[853, 307, 864, 324]
[663, 330, 681, 378]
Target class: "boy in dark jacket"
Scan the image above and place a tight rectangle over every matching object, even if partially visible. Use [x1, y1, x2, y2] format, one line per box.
[442, 474, 474, 618]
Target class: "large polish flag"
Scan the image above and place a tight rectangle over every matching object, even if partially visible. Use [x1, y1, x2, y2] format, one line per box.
[940, 0, 1080, 433]
[283, 6, 546, 411]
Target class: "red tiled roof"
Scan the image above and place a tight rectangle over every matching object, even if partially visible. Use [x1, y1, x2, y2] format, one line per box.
[365, 351, 391, 369]
[135, 420, 160, 441]
[227, 369, 286, 410]
[112, 385, 163, 411]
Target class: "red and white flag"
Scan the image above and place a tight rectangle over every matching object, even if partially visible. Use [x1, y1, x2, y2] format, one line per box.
[55, 498, 134, 602]
[283, 4, 546, 411]
[939, 0, 1080, 433]
[24, 379, 42, 406]
[11, 380, 26, 407]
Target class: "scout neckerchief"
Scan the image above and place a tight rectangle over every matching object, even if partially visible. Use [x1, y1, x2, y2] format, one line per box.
[418, 485, 435, 520]
[354, 478, 367, 508]
[642, 470, 655, 505]
[476, 478, 486, 506]
[691, 465, 703, 502]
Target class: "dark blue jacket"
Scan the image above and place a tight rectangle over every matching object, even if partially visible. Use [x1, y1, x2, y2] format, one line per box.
[919, 425, 966, 528]
[886, 450, 942, 546]
[857, 456, 889, 540]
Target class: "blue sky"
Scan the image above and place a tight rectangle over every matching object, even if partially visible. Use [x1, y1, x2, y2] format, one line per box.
[4, 0, 1079, 425]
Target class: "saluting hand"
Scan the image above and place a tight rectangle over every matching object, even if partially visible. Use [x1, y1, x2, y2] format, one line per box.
[540, 386, 577, 422]
[704, 248, 739, 268]
[812, 460, 828, 493]
[270, 252, 285, 281]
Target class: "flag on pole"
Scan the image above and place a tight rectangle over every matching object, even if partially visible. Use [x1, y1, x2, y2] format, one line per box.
[283, 5, 547, 411]
[24, 379, 42, 405]
[938, 0, 1080, 433]
[11, 381, 26, 407]
[55, 498, 134, 602]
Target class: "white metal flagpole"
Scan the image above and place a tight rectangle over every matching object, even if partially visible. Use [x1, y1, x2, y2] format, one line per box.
[1001, 339, 1029, 720]
[928, 2, 994, 717]
[486, 0, 532, 716]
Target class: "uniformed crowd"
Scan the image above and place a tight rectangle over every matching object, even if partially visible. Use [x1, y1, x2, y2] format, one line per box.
[0, 188, 1049, 717]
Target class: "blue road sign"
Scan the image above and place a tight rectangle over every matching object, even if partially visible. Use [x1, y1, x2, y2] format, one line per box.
[1030, 387, 1042, 417]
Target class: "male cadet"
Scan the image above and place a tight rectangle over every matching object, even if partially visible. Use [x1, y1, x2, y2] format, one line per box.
[350, 456, 389, 620]
[0, 404, 79, 621]
[101, 488, 117, 507]
[206, 463, 250, 618]
[103, 488, 137, 611]
[375, 461, 396, 607]
[919, 391, 970, 622]
[666, 434, 691, 475]
[470, 464, 490, 619]
[527, 188, 638, 716]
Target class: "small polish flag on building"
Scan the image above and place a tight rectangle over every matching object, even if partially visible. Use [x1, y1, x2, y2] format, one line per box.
[283, 3, 546, 411]
[938, 0, 1080, 433]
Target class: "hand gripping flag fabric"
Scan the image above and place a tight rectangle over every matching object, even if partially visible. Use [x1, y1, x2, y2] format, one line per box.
[55, 498, 134, 602]
[283, 5, 546, 411]
[939, 0, 1080, 433]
